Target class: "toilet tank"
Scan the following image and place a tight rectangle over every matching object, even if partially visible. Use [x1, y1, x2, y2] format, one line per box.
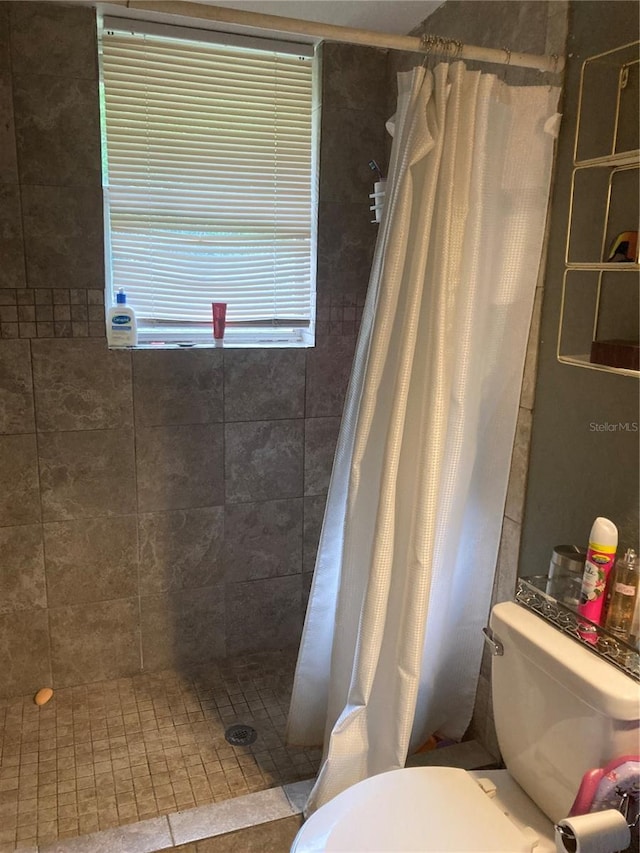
[490, 601, 639, 824]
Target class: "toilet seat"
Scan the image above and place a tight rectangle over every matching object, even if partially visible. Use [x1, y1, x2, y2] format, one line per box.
[291, 767, 545, 852]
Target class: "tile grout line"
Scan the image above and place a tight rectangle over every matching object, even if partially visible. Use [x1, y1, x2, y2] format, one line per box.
[130, 349, 145, 676]
[29, 333, 55, 702]
[160, 814, 174, 851]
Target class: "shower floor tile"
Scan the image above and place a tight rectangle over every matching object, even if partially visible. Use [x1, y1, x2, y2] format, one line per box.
[0, 649, 320, 849]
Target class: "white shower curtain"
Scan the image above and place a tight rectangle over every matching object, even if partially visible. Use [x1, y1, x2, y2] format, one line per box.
[287, 61, 560, 814]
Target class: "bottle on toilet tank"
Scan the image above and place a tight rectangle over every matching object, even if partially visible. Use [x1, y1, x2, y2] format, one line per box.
[578, 517, 618, 627]
[605, 548, 639, 639]
[107, 288, 137, 347]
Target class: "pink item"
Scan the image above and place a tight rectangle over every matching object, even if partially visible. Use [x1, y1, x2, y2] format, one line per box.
[578, 517, 618, 642]
[212, 302, 227, 340]
[569, 755, 640, 816]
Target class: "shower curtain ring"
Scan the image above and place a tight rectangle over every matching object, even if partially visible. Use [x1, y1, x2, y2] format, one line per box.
[420, 31, 435, 68]
[443, 38, 456, 59]
[501, 47, 511, 81]
[547, 53, 560, 90]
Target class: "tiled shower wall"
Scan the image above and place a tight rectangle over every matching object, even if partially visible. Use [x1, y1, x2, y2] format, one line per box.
[0, 2, 389, 698]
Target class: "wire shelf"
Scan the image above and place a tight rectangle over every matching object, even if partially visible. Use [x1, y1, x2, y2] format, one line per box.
[558, 41, 640, 377]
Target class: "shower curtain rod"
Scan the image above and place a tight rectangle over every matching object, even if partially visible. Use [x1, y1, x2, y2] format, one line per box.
[110, 1, 564, 74]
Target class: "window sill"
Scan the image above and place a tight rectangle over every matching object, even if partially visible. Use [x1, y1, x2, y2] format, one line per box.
[107, 326, 315, 350]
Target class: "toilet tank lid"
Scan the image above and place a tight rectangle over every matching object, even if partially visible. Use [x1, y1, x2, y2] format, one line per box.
[292, 768, 535, 852]
[491, 602, 639, 720]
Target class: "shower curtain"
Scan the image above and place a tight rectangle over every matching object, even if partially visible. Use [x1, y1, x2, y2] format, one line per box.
[287, 61, 560, 814]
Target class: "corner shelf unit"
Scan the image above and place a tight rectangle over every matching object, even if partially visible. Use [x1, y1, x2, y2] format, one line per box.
[558, 41, 640, 377]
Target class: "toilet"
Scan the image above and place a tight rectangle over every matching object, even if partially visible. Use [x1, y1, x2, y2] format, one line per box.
[291, 601, 639, 852]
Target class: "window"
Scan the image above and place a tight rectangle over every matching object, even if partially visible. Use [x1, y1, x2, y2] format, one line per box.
[100, 18, 317, 346]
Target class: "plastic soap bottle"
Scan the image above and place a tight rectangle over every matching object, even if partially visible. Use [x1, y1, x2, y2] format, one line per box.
[578, 517, 618, 629]
[107, 289, 137, 347]
[605, 549, 639, 639]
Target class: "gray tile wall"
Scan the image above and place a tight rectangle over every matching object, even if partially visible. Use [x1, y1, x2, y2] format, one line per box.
[0, 2, 105, 339]
[0, 3, 386, 697]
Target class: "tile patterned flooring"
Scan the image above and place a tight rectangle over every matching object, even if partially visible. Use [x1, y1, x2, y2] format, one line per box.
[0, 650, 320, 850]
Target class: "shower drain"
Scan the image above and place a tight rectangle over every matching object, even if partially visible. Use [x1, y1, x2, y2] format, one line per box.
[224, 723, 258, 746]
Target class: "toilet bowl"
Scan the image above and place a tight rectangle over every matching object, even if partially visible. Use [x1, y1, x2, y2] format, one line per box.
[291, 601, 640, 852]
[291, 766, 555, 852]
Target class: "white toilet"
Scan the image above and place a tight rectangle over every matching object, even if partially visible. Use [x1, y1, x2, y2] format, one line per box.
[291, 601, 639, 852]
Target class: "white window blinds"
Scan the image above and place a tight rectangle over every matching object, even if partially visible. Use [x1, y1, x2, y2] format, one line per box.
[100, 19, 315, 342]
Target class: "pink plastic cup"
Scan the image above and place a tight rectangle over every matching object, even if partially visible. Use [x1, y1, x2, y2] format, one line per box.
[212, 302, 227, 340]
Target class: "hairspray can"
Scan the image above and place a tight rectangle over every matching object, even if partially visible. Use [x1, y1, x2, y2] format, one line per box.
[578, 518, 618, 639]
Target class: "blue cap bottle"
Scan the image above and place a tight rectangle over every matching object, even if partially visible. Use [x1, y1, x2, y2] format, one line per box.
[107, 288, 137, 347]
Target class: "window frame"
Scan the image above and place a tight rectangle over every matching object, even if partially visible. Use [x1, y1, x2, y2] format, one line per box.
[98, 15, 319, 349]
